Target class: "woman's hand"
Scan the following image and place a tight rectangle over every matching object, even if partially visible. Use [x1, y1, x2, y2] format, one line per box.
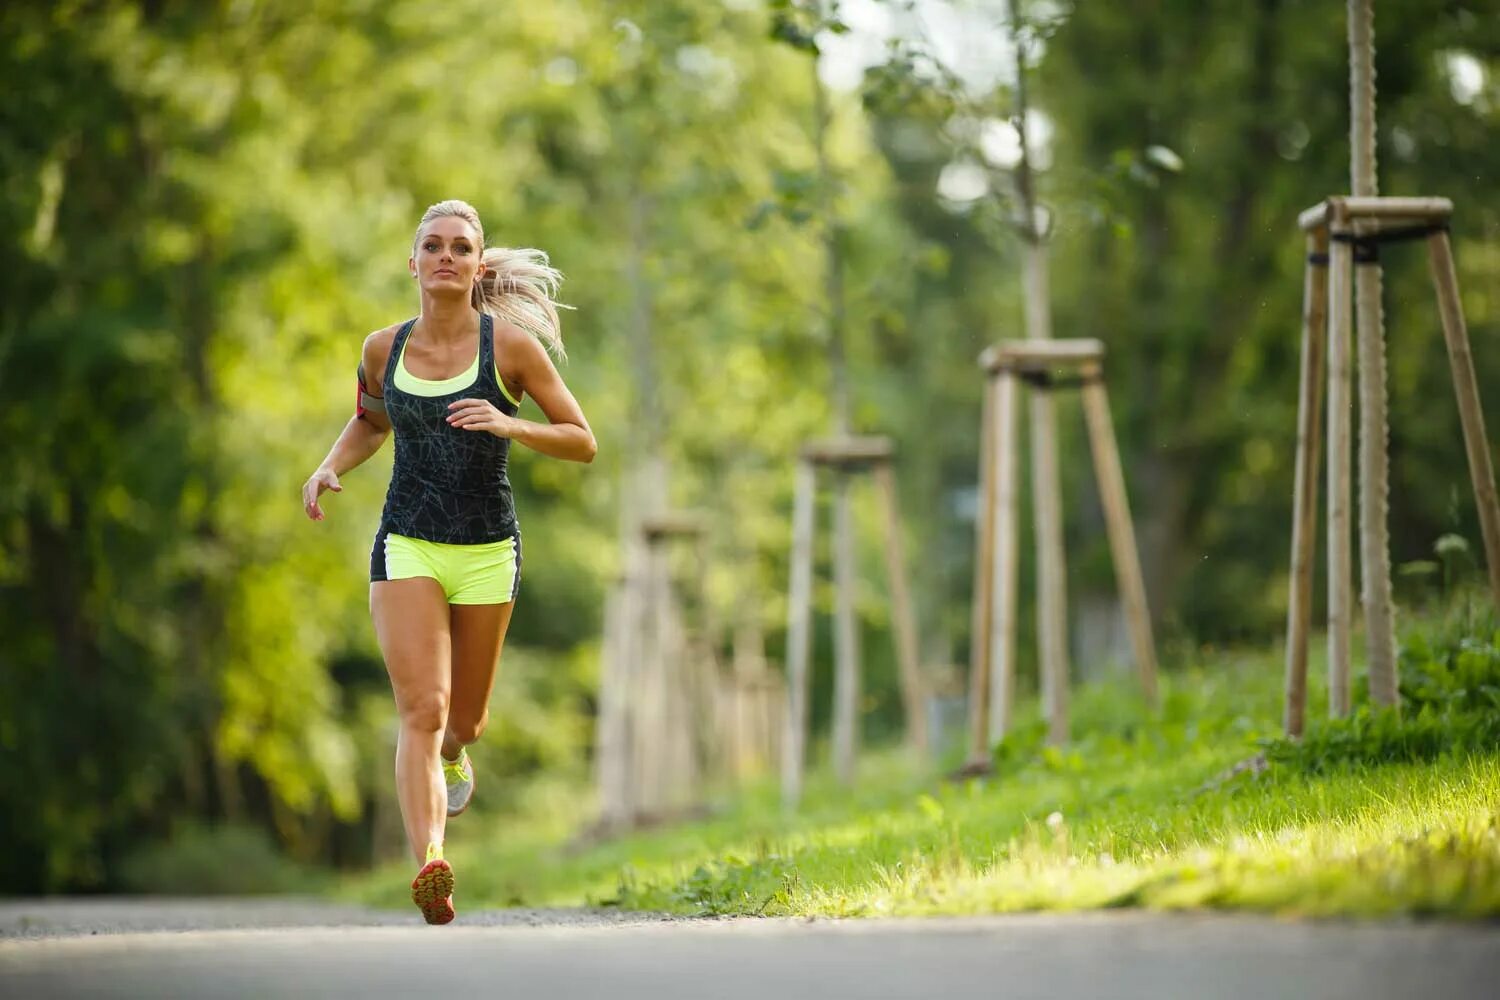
[446, 398, 519, 438]
[302, 467, 343, 521]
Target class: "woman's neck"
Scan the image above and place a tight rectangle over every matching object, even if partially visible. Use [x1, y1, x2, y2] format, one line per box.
[416, 294, 478, 344]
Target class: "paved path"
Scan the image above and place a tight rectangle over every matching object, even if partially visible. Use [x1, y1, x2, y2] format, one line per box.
[2, 899, 1496, 999]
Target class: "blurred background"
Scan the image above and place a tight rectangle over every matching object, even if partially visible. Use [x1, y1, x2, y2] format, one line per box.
[2, 0, 1497, 894]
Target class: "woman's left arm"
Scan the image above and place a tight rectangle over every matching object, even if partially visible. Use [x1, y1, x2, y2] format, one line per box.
[446, 330, 597, 463]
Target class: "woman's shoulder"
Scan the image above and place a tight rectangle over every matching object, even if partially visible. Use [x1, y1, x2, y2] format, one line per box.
[490, 317, 548, 360]
[362, 321, 407, 365]
[365, 320, 408, 351]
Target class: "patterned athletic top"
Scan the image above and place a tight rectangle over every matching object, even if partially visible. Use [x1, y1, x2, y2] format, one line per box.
[378, 314, 519, 544]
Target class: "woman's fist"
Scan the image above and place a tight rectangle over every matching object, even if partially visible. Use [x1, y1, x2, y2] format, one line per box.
[446, 398, 518, 438]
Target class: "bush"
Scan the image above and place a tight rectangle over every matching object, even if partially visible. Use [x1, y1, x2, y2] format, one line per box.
[1262, 613, 1500, 774]
[115, 822, 323, 895]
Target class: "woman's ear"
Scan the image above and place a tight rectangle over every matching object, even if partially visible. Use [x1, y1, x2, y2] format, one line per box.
[408, 256, 417, 279]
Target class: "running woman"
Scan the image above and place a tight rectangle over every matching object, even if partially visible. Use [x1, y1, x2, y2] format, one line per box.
[302, 200, 596, 924]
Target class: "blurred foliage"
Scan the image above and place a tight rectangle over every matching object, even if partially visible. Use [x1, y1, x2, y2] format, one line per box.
[2, 0, 1498, 890]
[116, 820, 325, 895]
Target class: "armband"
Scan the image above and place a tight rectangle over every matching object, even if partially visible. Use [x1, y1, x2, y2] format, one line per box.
[356, 362, 386, 418]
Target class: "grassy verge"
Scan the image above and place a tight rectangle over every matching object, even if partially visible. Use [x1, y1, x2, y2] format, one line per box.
[339, 611, 1500, 919]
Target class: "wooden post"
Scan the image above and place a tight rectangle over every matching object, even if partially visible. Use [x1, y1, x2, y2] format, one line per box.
[596, 584, 631, 828]
[781, 459, 817, 810]
[1031, 385, 1070, 746]
[685, 533, 719, 779]
[727, 621, 749, 782]
[761, 671, 785, 784]
[974, 341, 1157, 747]
[873, 462, 928, 753]
[966, 380, 998, 764]
[1080, 364, 1158, 705]
[1428, 231, 1500, 608]
[732, 619, 772, 781]
[783, 437, 900, 798]
[831, 473, 860, 786]
[620, 570, 646, 824]
[1284, 229, 1330, 737]
[1326, 211, 1355, 719]
[654, 555, 689, 810]
[634, 545, 664, 817]
[987, 369, 1021, 743]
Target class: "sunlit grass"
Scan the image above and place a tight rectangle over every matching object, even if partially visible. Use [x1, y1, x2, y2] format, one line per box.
[339, 619, 1500, 920]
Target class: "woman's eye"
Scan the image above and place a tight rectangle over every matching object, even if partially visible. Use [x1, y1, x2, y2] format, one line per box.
[424, 243, 439, 251]
[455, 245, 471, 254]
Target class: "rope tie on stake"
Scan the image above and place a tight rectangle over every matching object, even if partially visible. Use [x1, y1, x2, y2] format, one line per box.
[1008, 368, 1104, 393]
[1329, 221, 1450, 265]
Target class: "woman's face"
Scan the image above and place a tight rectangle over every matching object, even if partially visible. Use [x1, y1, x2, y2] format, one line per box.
[409, 216, 486, 295]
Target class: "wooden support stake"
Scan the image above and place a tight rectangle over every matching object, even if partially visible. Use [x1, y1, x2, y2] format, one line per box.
[1031, 388, 1070, 745]
[1298, 196, 1453, 232]
[1080, 365, 1158, 705]
[622, 570, 647, 823]
[654, 556, 690, 809]
[831, 474, 861, 786]
[692, 540, 719, 783]
[781, 459, 817, 809]
[1428, 231, 1500, 608]
[636, 546, 666, 816]
[966, 379, 999, 763]
[873, 462, 928, 753]
[597, 585, 630, 827]
[987, 370, 1021, 743]
[1326, 222, 1355, 718]
[1284, 229, 1329, 737]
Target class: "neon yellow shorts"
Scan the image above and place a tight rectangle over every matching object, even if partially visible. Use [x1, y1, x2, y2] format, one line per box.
[371, 530, 521, 605]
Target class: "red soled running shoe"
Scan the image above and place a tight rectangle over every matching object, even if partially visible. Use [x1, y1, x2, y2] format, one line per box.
[411, 842, 456, 925]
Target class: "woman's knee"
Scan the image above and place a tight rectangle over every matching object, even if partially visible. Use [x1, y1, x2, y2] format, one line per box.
[397, 688, 450, 734]
[447, 707, 489, 746]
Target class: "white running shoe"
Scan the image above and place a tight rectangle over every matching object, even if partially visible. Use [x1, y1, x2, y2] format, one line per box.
[443, 748, 475, 817]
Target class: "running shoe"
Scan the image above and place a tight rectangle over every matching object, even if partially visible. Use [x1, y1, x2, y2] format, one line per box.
[411, 842, 455, 925]
[443, 747, 475, 817]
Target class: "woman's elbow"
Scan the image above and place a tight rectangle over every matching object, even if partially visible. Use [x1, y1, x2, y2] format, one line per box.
[579, 432, 598, 464]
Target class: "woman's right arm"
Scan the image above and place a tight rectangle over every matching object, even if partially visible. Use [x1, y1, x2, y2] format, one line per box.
[303, 331, 394, 522]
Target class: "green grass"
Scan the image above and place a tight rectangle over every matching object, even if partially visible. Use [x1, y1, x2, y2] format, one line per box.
[339, 612, 1500, 920]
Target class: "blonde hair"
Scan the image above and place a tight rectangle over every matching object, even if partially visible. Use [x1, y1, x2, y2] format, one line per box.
[413, 199, 568, 358]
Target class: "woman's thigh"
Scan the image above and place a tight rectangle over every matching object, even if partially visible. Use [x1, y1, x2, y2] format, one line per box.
[371, 577, 453, 723]
[448, 600, 515, 730]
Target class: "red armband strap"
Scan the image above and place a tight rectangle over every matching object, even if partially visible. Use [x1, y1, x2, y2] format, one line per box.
[356, 363, 385, 419]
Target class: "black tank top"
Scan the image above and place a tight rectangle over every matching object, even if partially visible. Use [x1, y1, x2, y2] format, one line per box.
[378, 313, 519, 543]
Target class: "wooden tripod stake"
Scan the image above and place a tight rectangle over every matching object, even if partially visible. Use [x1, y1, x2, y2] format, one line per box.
[1284, 197, 1500, 736]
[598, 512, 714, 831]
[968, 340, 1158, 757]
[781, 437, 927, 809]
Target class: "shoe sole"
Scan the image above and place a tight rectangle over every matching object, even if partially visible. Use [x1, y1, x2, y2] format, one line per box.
[411, 858, 456, 925]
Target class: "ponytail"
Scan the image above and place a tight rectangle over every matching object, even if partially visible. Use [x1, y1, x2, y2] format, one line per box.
[474, 247, 568, 360]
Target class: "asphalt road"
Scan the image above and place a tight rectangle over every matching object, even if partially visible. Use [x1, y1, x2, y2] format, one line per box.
[2, 899, 1496, 999]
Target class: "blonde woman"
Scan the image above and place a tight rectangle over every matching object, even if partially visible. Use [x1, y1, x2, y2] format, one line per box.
[302, 200, 596, 924]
